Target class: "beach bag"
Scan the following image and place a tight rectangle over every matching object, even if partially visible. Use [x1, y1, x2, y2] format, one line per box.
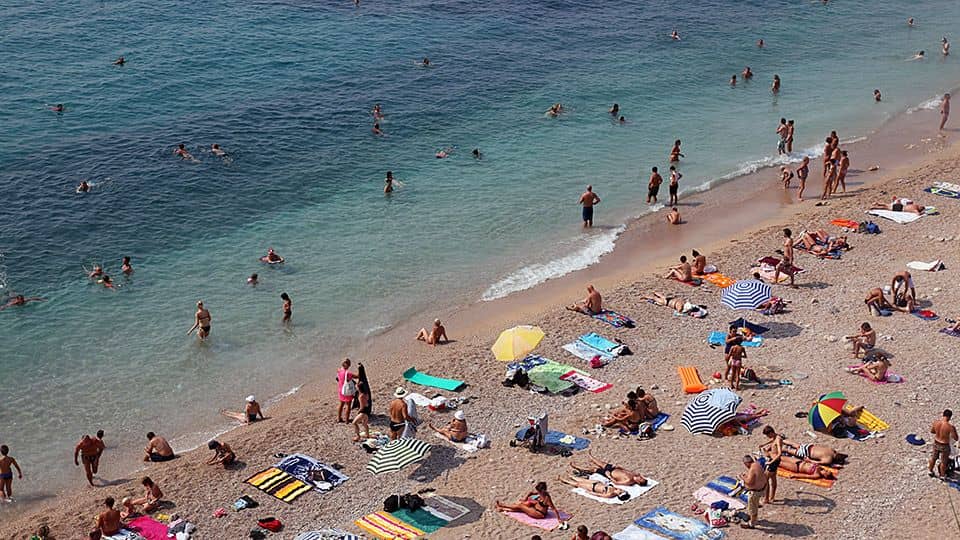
[742, 368, 760, 383]
[706, 507, 728, 528]
[257, 518, 283, 532]
[340, 377, 356, 397]
[383, 494, 401, 512]
[403, 493, 424, 511]
[863, 221, 881, 234]
[637, 422, 654, 439]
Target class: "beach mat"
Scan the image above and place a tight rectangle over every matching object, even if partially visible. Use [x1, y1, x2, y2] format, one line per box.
[563, 341, 613, 362]
[854, 408, 889, 431]
[504, 508, 571, 531]
[866, 209, 922, 224]
[514, 428, 590, 450]
[276, 453, 348, 491]
[925, 183, 960, 199]
[941, 327, 960, 338]
[613, 524, 671, 540]
[560, 369, 613, 393]
[592, 310, 635, 328]
[126, 516, 170, 540]
[571, 473, 659, 504]
[907, 260, 945, 271]
[403, 367, 465, 391]
[245, 467, 314, 503]
[423, 495, 470, 522]
[295, 531, 362, 540]
[776, 465, 838, 488]
[677, 366, 707, 393]
[527, 360, 577, 393]
[391, 507, 448, 533]
[700, 273, 735, 288]
[692, 486, 745, 510]
[355, 511, 425, 539]
[831, 218, 860, 229]
[580, 332, 622, 353]
[634, 506, 726, 540]
[708, 331, 763, 347]
[847, 366, 905, 384]
[706, 476, 749, 504]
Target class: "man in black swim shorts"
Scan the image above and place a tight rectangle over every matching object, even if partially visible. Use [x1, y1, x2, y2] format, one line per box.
[647, 167, 662, 204]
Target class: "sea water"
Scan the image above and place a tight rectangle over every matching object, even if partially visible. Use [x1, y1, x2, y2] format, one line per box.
[1, 0, 958, 503]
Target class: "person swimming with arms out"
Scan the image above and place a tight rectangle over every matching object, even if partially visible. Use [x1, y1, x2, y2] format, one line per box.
[87, 265, 104, 279]
[0, 294, 45, 311]
[210, 143, 227, 157]
[911, 50, 925, 60]
[113, 56, 125, 66]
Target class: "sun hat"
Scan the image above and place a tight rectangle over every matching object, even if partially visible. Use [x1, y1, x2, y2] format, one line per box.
[454, 410, 465, 420]
[246, 395, 255, 403]
[394, 387, 408, 398]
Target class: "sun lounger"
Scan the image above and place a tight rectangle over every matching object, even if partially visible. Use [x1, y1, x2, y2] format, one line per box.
[633, 506, 726, 540]
[677, 366, 707, 393]
[403, 367, 466, 391]
[503, 508, 572, 531]
[853, 408, 889, 431]
[571, 473, 659, 504]
[866, 209, 922, 224]
[776, 465, 838, 488]
[355, 511, 425, 539]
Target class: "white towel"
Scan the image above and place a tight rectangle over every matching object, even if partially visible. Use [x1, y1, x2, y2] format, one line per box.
[866, 209, 922, 224]
[571, 473, 659, 504]
[907, 260, 945, 271]
[434, 431, 479, 452]
[612, 524, 669, 540]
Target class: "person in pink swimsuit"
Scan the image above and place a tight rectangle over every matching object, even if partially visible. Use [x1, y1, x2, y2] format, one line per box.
[336, 358, 356, 423]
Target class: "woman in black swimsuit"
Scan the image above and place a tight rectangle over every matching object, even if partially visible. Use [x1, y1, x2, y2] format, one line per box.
[351, 364, 372, 442]
[760, 426, 783, 503]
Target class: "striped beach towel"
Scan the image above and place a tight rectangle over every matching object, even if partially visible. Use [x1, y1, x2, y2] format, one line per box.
[355, 511, 425, 539]
[245, 467, 314, 503]
[560, 369, 612, 393]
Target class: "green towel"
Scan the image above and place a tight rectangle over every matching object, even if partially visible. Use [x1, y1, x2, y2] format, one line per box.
[527, 360, 576, 394]
[403, 367, 466, 391]
[390, 507, 449, 533]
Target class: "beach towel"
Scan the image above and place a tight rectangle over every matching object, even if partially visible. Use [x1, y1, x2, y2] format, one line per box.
[756, 256, 805, 274]
[866, 209, 922, 224]
[423, 495, 470, 522]
[434, 432, 480, 452]
[907, 260, 945, 271]
[708, 331, 763, 347]
[503, 508, 571, 531]
[563, 341, 613, 363]
[579, 332, 623, 353]
[677, 366, 707, 393]
[527, 360, 577, 393]
[613, 524, 670, 540]
[391, 507, 448, 534]
[853, 408, 889, 431]
[634, 507, 726, 540]
[103, 532, 147, 540]
[126, 517, 169, 540]
[560, 369, 613, 393]
[507, 355, 549, 372]
[672, 277, 702, 287]
[847, 366, 905, 384]
[727, 318, 769, 334]
[294, 530, 362, 540]
[706, 476, 749, 504]
[355, 511, 425, 539]
[650, 412, 670, 430]
[592, 310, 635, 328]
[913, 309, 939, 321]
[692, 486, 745, 510]
[402, 367, 465, 391]
[276, 453, 349, 491]
[830, 218, 860, 229]
[245, 467, 314, 503]
[515, 428, 591, 450]
[700, 273, 735, 288]
[776, 465, 838, 488]
[940, 327, 960, 338]
[925, 183, 960, 199]
[571, 473, 659, 504]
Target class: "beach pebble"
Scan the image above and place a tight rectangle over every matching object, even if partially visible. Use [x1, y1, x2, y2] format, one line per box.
[934, 287, 942, 293]
[826, 335, 838, 342]
[651, 384, 659, 390]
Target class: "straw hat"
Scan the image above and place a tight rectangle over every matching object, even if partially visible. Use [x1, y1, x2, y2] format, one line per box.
[394, 387, 408, 398]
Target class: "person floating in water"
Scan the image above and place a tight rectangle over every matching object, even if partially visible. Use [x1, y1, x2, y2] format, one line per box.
[436, 148, 453, 158]
[211, 143, 226, 157]
[419, 57, 430, 67]
[174, 143, 194, 160]
[757, 38, 764, 48]
[51, 104, 64, 113]
[384, 171, 394, 193]
[545, 103, 564, 117]
[76, 180, 90, 193]
[742, 66, 753, 79]
[121, 256, 133, 275]
[907, 17, 914, 27]
[730, 74, 737, 86]
[671, 29, 681, 41]
[113, 56, 125, 66]
[874, 89, 882, 102]
[619, 115, 626, 124]
[472, 148, 482, 159]
[261, 248, 284, 264]
[912, 50, 925, 60]
[0, 294, 45, 311]
[372, 122, 384, 136]
[247, 273, 258, 286]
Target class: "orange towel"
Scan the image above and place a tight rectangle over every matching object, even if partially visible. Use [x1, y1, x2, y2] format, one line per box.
[700, 273, 736, 288]
[776, 465, 838, 488]
[830, 219, 859, 229]
[678, 366, 707, 393]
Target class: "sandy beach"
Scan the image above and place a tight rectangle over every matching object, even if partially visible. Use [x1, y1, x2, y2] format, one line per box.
[5, 99, 960, 540]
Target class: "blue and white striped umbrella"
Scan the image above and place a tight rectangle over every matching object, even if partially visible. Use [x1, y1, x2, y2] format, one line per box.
[720, 279, 772, 310]
[680, 388, 743, 435]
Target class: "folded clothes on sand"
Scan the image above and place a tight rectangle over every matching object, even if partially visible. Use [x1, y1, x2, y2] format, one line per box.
[830, 218, 860, 229]
[503, 508, 572, 531]
[571, 473, 659, 504]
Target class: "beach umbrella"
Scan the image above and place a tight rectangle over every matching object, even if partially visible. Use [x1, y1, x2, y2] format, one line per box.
[680, 388, 743, 435]
[492, 325, 545, 361]
[809, 391, 847, 431]
[720, 280, 772, 310]
[367, 438, 431, 475]
[727, 318, 769, 335]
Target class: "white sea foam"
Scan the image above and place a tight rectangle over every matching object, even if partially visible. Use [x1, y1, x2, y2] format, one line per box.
[481, 224, 626, 301]
[907, 95, 943, 113]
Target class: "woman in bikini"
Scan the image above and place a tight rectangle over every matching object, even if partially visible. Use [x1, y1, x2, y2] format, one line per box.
[777, 456, 836, 481]
[601, 399, 642, 431]
[569, 451, 648, 486]
[187, 301, 211, 340]
[495, 481, 561, 519]
[557, 474, 631, 501]
[641, 291, 686, 312]
[780, 440, 847, 466]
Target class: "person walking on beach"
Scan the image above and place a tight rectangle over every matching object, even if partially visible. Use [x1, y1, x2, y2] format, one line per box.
[822, 161, 837, 200]
[834, 151, 850, 193]
[578, 185, 601, 228]
[776, 118, 788, 155]
[786, 120, 795, 153]
[773, 228, 797, 288]
[668, 166, 681, 206]
[796, 156, 809, 201]
[186, 300, 211, 341]
[281, 292, 292, 323]
[0, 445, 23, 501]
[74, 434, 105, 487]
[940, 93, 951, 131]
[647, 167, 663, 204]
[739, 455, 766, 529]
[929, 409, 957, 478]
[143, 432, 174, 462]
[336, 358, 356, 423]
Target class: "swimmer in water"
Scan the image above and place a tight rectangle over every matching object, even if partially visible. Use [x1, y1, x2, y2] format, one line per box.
[384, 171, 394, 193]
[210, 144, 226, 157]
[114, 56, 125, 66]
[248, 273, 258, 286]
[874, 89, 882, 102]
[730, 74, 737, 86]
[88, 265, 104, 279]
[51, 104, 64, 112]
[420, 57, 430, 67]
[77, 180, 90, 193]
[669, 139, 684, 162]
[943, 37, 950, 56]
[372, 122, 384, 136]
[912, 50, 925, 60]
[99, 275, 115, 289]
[609, 103, 619, 116]
[907, 17, 914, 27]
[174, 143, 194, 160]
[742, 66, 753, 79]
[121, 256, 133, 275]
[436, 148, 453, 159]
[281, 292, 292, 323]
[472, 148, 482, 159]
[772, 74, 781, 93]
[757, 38, 764, 48]
[671, 29, 680, 41]
[372, 103, 384, 119]
[262, 248, 284, 264]
[619, 115, 626, 124]
[0, 294, 45, 311]
[545, 103, 564, 117]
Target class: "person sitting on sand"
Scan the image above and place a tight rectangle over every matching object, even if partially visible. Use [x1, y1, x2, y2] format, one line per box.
[691, 250, 708, 275]
[131, 476, 163, 513]
[569, 451, 648, 486]
[664, 255, 693, 282]
[777, 456, 837, 481]
[871, 196, 925, 214]
[96, 497, 122, 537]
[429, 410, 468, 442]
[206, 440, 235, 468]
[566, 284, 603, 315]
[781, 440, 848, 466]
[847, 352, 890, 382]
[415, 318, 448, 345]
[636, 389, 659, 420]
[602, 399, 642, 431]
[143, 432, 174, 462]
[557, 474, 630, 500]
[891, 270, 916, 311]
[262, 248, 284, 263]
[845, 321, 876, 358]
[667, 207, 681, 224]
[221, 395, 264, 424]
[0, 294, 45, 311]
[495, 481, 561, 519]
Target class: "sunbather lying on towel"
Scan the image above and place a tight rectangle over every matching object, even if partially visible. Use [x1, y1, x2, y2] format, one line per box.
[642, 291, 685, 312]
[871, 197, 926, 214]
[865, 288, 909, 315]
[569, 451, 648, 486]
[847, 353, 890, 382]
[777, 456, 837, 480]
[780, 441, 848, 466]
[429, 410, 468, 442]
[663, 256, 693, 282]
[602, 399, 642, 431]
[557, 474, 631, 501]
[567, 284, 603, 315]
[494, 481, 561, 519]
[799, 230, 849, 256]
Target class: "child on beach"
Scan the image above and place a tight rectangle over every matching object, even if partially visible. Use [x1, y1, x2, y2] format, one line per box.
[725, 341, 746, 390]
[0, 445, 23, 501]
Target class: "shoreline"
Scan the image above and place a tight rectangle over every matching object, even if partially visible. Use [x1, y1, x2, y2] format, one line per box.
[3, 98, 958, 537]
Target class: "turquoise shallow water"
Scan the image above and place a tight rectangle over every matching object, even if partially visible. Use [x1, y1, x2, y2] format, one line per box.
[1, 0, 959, 499]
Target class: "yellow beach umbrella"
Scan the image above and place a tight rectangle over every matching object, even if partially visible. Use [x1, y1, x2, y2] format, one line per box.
[492, 325, 545, 361]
